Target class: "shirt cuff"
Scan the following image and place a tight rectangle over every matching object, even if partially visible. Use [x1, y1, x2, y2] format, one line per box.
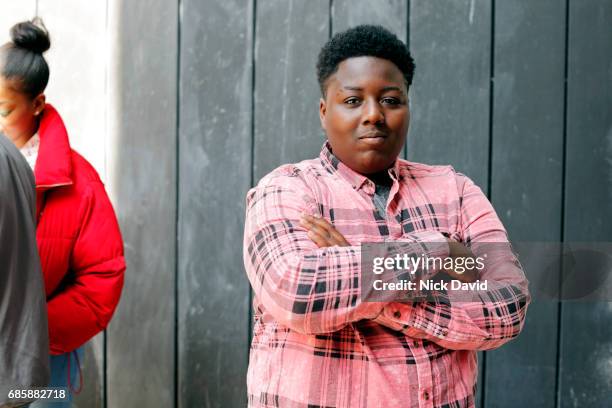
[372, 302, 415, 332]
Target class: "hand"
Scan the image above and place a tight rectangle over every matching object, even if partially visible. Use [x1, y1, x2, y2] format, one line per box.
[300, 214, 350, 248]
[443, 238, 479, 283]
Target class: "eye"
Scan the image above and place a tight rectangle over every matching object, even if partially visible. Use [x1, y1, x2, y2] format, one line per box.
[381, 97, 401, 105]
[344, 97, 361, 105]
[0, 110, 9, 118]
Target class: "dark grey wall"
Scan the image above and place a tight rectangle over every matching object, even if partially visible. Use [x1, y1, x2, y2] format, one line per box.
[77, 0, 612, 407]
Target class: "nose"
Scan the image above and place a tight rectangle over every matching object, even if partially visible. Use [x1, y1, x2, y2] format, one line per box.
[362, 98, 384, 125]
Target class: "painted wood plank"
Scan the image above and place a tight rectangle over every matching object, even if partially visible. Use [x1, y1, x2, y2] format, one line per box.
[408, 0, 491, 189]
[486, 1, 566, 407]
[559, 1, 612, 406]
[178, 1, 253, 406]
[105, 1, 178, 407]
[332, 0, 407, 40]
[409, 2, 491, 407]
[254, 0, 329, 183]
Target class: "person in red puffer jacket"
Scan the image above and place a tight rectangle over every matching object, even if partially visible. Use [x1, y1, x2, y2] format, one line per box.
[0, 19, 125, 406]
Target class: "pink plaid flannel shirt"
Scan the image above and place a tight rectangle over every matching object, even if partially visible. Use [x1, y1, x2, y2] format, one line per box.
[244, 142, 530, 408]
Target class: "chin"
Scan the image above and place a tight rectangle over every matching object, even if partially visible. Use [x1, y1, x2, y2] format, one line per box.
[357, 151, 396, 173]
[355, 158, 394, 175]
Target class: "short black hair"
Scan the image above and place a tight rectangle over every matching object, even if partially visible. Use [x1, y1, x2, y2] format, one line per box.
[0, 18, 51, 98]
[316, 24, 415, 96]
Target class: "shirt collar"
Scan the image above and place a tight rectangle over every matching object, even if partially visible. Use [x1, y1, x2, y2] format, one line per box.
[34, 104, 73, 189]
[319, 141, 401, 194]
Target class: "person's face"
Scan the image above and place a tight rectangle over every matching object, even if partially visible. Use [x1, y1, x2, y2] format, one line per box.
[319, 56, 409, 175]
[0, 75, 45, 148]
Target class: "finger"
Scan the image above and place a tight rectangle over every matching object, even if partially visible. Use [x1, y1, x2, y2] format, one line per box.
[444, 268, 478, 283]
[307, 216, 350, 246]
[300, 215, 325, 234]
[332, 233, 350, 247]
[299, 216, 312, 229]
[302, 214, 350, 247]
[307, 215, 336, 233]
[301, 216, 332, 238]
[307, 229, 334, 248]
[447, 240, 474, 258]
[301, 217, 334, 245]
[461, 269, 479, 282]
[300, 214, 324, 231]
[306, 221, 332, 239]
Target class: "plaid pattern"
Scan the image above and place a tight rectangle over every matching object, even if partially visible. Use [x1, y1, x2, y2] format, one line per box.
[244, 143, 530, 408]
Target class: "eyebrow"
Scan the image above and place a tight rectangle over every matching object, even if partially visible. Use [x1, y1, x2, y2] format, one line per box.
[341, 86, 404, 92]
[381, 86, 403, 92]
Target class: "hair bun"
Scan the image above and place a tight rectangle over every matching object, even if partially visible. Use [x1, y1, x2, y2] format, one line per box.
[10, 18, 50, 54]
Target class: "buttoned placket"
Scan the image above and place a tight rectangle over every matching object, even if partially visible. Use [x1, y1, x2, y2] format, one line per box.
[387, 172, 403, 239]
[412, 341, 434, 408]
[382, 169, 435, 407]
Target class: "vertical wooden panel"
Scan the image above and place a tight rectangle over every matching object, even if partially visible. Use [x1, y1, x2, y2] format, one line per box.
[0, 2, 36, 44]
[409, 2, 491, 407]
[408, 0, 491, 189]
[254, 0, 329, 183]
[37, 0, 108, 180]
[559, 1, 612, 406]
[105, 1, 178, 407]
[178, 0, 252, 406]
[332, 0, 406, 39]
[486, 1, 566, 407]
[36, 1, 108, 407]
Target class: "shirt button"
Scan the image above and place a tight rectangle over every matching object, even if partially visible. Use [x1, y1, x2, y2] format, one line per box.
[423, 391, 430, 400]
[413, 340, 419, 347]
[393, 310, 401, 318]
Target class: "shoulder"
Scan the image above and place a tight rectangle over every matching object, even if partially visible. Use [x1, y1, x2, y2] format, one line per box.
[397, 159, 483, 197]
[70, 150, 102, 185]
[67, 150, 114, 205]
[46, 150, 106, 207]
[253, 158, 323, 193]
[246, 158, 325, 210]
[397, 158, 455, 178]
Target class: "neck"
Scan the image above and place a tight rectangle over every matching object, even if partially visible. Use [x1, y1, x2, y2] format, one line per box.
[14, 134, 31, 149]
[367, 169, 392, 186]
[12, 119, 40, 149]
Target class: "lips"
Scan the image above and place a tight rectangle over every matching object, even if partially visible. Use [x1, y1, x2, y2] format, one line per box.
[358, 131, 388, 146]
[358, 131, 387, 139]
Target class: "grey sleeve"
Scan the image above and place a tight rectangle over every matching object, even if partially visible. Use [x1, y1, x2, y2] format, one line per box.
[0, 136, 50, 406]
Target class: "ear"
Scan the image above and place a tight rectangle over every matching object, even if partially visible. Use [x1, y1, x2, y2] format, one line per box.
[319, 97, 327, 131]
[32, 94, 46, 116]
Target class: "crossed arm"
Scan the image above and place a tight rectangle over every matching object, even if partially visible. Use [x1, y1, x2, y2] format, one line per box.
[243, 174, 530, 350]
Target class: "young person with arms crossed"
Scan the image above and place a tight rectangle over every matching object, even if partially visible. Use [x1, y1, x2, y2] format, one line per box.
[244, 25, 530, 407]
[0, 19, 125, 407]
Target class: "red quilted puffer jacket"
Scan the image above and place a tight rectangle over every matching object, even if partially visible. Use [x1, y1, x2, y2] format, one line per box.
[34, 104, 125, 355]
